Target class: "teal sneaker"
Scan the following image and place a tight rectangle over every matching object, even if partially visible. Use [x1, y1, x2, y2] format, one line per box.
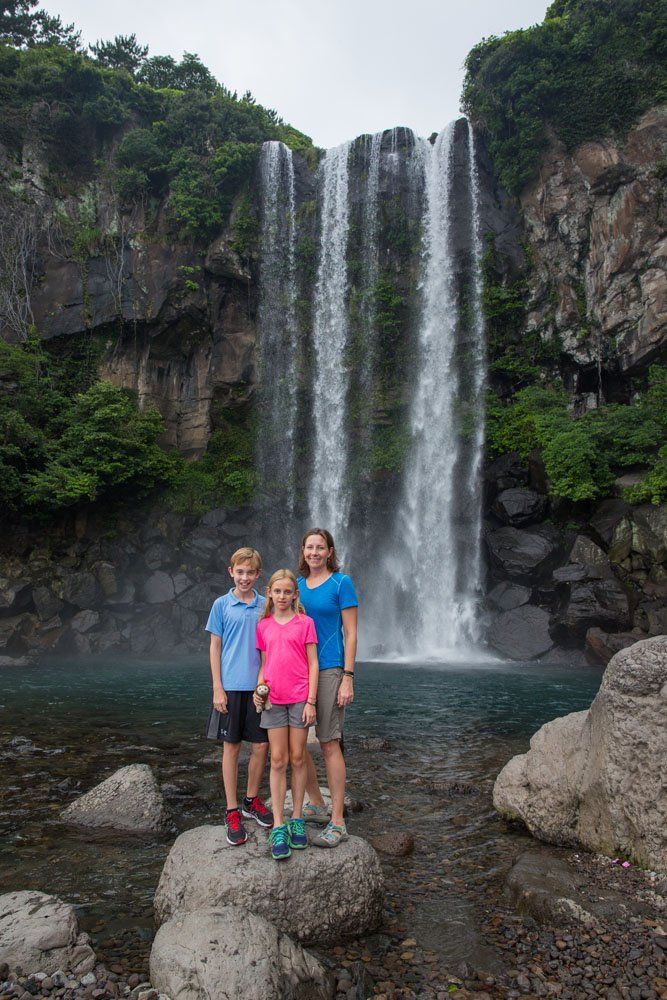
[269, 824, 291, 861]
[288, 817, 308, 849]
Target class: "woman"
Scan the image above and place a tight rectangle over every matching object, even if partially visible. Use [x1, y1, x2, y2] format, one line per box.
[297, 527, 358, 848]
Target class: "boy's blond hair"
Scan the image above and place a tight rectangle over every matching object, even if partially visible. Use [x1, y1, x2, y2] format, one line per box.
[229, 546, 262, 571]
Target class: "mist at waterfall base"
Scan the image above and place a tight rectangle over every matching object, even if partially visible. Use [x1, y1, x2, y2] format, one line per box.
[256, 122, 488, 662]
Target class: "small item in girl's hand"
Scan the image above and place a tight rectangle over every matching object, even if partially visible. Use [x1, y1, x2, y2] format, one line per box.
[255, 682, 271, 713]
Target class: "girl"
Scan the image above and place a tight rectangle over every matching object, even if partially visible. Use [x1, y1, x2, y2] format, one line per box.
[298, 528, 358, 849]
[254, 569, 319, 861]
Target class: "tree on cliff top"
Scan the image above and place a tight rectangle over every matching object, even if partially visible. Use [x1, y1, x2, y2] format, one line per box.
[0, 0, 80, 48]
[89, 33, 148, 75]
[462, 0, 667, 193]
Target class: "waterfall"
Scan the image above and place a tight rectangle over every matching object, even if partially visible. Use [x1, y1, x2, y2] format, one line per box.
[308, 141, 352, 543]
[360, 131, 383, 393]
[366, 121, 486, 658]
[460, 121, 487, 639]
[257, 141, 298, 535]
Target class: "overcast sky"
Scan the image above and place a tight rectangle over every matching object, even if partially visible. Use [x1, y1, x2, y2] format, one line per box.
[42, 0, 550, 148]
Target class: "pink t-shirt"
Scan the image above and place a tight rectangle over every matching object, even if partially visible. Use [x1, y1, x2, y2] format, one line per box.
[256, 613, 318, 705]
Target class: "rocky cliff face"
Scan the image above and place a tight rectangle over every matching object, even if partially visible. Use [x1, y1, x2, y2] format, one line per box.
[520, 106, 666, 398]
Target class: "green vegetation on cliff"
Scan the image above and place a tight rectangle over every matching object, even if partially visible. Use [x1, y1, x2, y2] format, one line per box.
[463, 0, 667, 193]
[0, 337, 256, 517]
[0, 5, 311, 235]
[486, 366, 667, 503]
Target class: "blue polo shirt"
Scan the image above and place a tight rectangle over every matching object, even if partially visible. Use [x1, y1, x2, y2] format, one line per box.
[205, 588, 263, 691]
[297, 572, 358, 670]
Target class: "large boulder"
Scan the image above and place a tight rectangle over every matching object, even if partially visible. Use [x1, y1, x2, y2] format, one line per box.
[492, 488, 547, 527]
[487, 581, 531, 612]
[0, 890, 95, 975]
[552, 578, 631, 642]
[487, 605, 554, 660]
[154, 825, 384, 945]
[486, 526, 559, 581]
[150, 906, 332, 1000]
[61, 764, 168, 834]
[494, 636, 667, 872]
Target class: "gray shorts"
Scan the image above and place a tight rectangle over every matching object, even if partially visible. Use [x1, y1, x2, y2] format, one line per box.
[316, 668, 344, 743]
[261, 701, 308, 730]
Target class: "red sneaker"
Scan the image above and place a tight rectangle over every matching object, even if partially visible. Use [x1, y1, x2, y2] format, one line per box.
[225, 807, 247, 845]
[242, 795, 274, 828]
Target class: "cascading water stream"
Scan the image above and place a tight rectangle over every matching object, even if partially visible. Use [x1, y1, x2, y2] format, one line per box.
[308, 141, 352, 544]
[256, 141, 298, 547]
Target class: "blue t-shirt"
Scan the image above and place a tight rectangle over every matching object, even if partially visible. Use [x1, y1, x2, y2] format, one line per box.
[297, 572, 358, 670]
[205, 588, 263, 691]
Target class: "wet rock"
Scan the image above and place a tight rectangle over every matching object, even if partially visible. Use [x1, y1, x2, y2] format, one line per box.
[487, 605, 554, 660]
[200, 508, 227, 528]
[154, 825, 384, 945]
[484, 453, 529, 498]
[0, 579, 32, 619]
[494, 636, 667, 872]
[127, 610, 176, 655]
[142, 572, 175, 605]
[104, 582, 135, 607]
[61, 764, 168, 834]
[552, 578, 631, 642]
[93, 563, 118, 599]
[568, 535, 611, 573]
[492, 489, 547, 527]
[585, 628, 643, 665]
[589, 499, 631, 549]
[31, 587, 63, 622]
[360, 737, 391, 751]
[0, 891, 95, 976]
[371, 833, 415, 857]
[143, 543, 176, 572]
[487, 582, 531, 612]
[181, 532, 219, 567]
[486, 527, 559, 582]
[150, 906, 332, 1000]
[177, 583, 216, 613]
[70, 611, 101, 635]
[59, 572, 99, 610]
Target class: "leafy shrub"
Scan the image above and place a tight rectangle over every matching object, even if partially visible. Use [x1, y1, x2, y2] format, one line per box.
[168, 422, 256, 512]
[486, 366, 667, 502]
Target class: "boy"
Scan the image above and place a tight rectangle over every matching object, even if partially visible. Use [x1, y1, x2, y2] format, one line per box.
[205, 546, 273, 845]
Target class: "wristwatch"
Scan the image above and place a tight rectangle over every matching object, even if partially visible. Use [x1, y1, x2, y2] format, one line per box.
[343, 670, 355, 678]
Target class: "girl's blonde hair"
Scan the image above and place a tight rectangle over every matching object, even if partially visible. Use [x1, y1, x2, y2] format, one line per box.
[261, 569, 305, 619]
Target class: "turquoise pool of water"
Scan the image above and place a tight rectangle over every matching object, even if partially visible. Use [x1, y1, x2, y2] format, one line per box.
[0, 655, 603, 971]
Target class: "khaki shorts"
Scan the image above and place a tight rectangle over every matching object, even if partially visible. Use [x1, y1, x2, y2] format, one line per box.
[261, 701, 308, 730]
[315, 668, 344, 743]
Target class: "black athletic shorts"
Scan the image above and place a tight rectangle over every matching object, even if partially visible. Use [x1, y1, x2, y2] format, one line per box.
[206, 691, 269, 744]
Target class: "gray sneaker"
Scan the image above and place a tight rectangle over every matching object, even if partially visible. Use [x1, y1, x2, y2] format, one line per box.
[302, 800, 330, 824]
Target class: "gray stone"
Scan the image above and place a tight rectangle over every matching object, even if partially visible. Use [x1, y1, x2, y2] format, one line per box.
[172, 573, 193, 597]
[144, 543, 177, 572]
[553, 578, 630, 641]
[492, 488, 547, 527]
[154, 824, 384, 945]
[31, 587, 63, 622]
[487, 605, 554, 660]
[486, 527, 558, 581]
[142, 572, 175, 604]
[585, 627, 643, 664]
[200, 508, 227, 528]
[568, 535, 610, 572]
[487, 582, 531, 612]
[0, 578, 32, 618]
[59, 573, 99, 610]
[104, 581, 135, 606]
[150, 906, 332, 1000]
[127, 611, 176, 655]
[370, 832, 415, 857]
[69, 611, 100, 635]
[61, 764, 168, 834]
[505, 852, 649, 927]
[93, 563, 118, 599]
[177, 583, 216, 614]
[0, 891, 95, 976]
[589, 499, 631, 548]
[494, 636, 667, 873]
[220, 522, 248, 539]
[182, 532, 219, 566]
